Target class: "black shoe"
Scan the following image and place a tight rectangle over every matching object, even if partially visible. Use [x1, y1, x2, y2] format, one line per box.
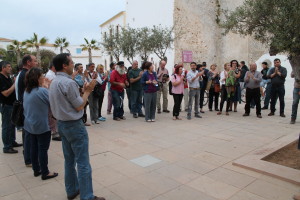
[3, 148, 18, 154]
[163, 110, 170, 113]
[41, 172, 58, 180]
[133, 114, 138, 118]
[200, 110, 205, 113]
[280, 113, 286, 118]
[67, 190, 80, 200]
[52, 136, 62, 141]
[157, 109, 161, 114]
[261, 107, 268, 110]
[138, 113, 145, 117]
[195, 114, 202, 118]
[257, 115, 262, 118]
[12, 142, 23, 147]
[113, 117, 121, 121]
[243, 113, 249, 117]
[119, 116, 126, 120]
[290, 118, 296, 124]
[268, 112, 274, 116]
[34, 171, 41, 177]
[93, 196, 106, 200]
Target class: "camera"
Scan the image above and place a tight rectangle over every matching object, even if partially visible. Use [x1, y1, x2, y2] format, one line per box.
[162, 74, 169, 83]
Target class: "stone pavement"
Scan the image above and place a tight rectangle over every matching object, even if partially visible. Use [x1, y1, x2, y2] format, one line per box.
[0, 95, 299, 200]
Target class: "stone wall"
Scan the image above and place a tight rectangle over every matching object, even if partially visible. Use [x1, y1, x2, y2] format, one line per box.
[173, 0, 268, 69]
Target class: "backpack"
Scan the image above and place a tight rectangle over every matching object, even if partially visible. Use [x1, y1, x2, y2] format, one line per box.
[169, 75, 176, 95]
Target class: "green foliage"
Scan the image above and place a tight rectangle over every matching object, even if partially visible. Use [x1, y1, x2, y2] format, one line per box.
[120, 26, 138, 64]
[221, 0, 300, 56]
[54, 37, 69, 53]
[32, 49, 56, 73]
[81, 38, 100, 63]
[101, 25, 123, 62]
[7, 40, 27, 64]
[26, 33, 48, 66]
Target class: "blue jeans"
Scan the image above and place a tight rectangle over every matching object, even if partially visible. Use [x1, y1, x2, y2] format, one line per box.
[131, 89, 143, 114]
[270, 85, 285, 114]
[1, 104, 15, 151]
[29, 131, 51, 176]
[291, 88, 300, 120]
[57, 119, 94, 200]
[111, 90, 124, 119]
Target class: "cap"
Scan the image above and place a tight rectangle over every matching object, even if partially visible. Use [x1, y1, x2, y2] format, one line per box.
[117, 61, 124, 66]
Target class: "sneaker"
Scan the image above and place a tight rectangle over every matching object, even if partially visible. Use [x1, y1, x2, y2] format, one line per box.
[163, 110, 170, 113]
[3, 148, 18, 154]
[133, 114, 138, 118]
[243, 113, 249, 117]
[280, 113, 286, 118]
[138, 113, 145, 117]
[290, 118, 296, 124]
[151, 119, 155, 122]
[268, 112, 274, 116]
[146, 119, 151, 122]
[187, 115, 191, 120]
[98, 117, 106, 121]
[257, 114, 262, 118]
[195, 114, 202, 118]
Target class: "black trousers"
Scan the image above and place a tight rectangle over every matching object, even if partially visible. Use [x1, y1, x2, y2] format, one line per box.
[219, 85, 230, 112]
[98, 91, 105, 118]
[270, 85, 285, 114]
[199, 87, 205, 108]
[173, 94, 183, 117]
[208, 88, 219, 110]
[245, 87, 261, 115]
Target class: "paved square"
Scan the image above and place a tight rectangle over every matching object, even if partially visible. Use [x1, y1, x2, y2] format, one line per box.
[130, 155, 162, 168]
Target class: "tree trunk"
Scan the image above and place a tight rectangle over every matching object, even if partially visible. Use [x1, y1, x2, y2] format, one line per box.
[289, 55, 300, 81]
[88, 48, 92, 63]
[36, 46, 41, 67]
[60, 47, 63, 54]
[16, 50, 21, 65]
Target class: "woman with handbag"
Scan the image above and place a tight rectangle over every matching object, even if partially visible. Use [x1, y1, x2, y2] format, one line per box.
[208, 64, 220, 111]
[23, 67, 58, 180]
[171, 65, 185, 120]
[217, 63, 232, 116]
[96, 64, 108, 122]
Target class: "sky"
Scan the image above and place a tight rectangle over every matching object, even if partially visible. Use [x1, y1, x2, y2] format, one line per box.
[1, 0, 125, 45]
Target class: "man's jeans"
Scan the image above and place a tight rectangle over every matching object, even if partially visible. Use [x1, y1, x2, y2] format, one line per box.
[1, 104, 15, 151]
[131, 89, 143, 114]
[58, 119, 94, 200]
[270, 85, 285, 114]
[188, 89, 200, 116]
[88, 94, 99, 122]
[156, 82, 168, 111]
[291, 88, 300, 120]
[112, 90, 124, 118]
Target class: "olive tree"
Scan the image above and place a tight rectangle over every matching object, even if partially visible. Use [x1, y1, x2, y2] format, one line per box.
[221, 0, 300, 80]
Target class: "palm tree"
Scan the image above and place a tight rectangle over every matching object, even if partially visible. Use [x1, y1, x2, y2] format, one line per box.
[26, 33, 48, 66]
[81, 38, 100, 63]
[7, 40, 27, 64]
[54, 37, 69, 53]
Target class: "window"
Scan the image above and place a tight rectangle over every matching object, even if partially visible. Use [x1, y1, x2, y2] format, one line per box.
[76, 48, 82, 54]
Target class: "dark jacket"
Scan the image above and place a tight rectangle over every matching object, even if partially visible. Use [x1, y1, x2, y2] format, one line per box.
[268, 66, 287, 86]
[141, 71, 158, 92]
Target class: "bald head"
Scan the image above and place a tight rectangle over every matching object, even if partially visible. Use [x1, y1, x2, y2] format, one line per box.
[160, 60, 166, 69]
[249, 63, 257, 72]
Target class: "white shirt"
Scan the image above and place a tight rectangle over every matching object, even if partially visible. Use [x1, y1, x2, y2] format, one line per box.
[86, 72, 103, 84]
[45, 69, 56, 81]
[187, 70, 200, 88]
[220, 71, 227, 85]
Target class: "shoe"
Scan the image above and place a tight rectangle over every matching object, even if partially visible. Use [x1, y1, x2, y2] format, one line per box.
[41, 172, 58, 180]
[163, 110, 170, 113]
[195, 114, 202, 118]
[290, 118, 296, 124]
[84, 123, 91, 126]
[157, 109, 161, 114]
[26, 164, 32, 167]
[3, 148, 18, 154]
[243, 113, 249, 117]
[280, 113, 286, 118]
[119, 116, 126, 120]
[176, 116, 182, 120]
[228, 109, 232, 112]
[98, 117, 106, 121]
[67, 190, 80, 200]
[215, 108, 219, 111]
[12, 142, 23, 147]
[52, 136, 62, 141]
[151, 119, 155, 122]
[34, 171, 41, 177]
[257, 115, 262, 118]
[94, 120, 100, 124]
[172, 116, 177, 120]
[234, 110, 237, 112]
[107, 111, 111, 115]
[200, 110, 205, 113]
[261, 107, 268, 110]
[217, 112, 222, 115]
[93, 196, 106, 200]
[113, 117, 121, 121]
[226, 112, 229, 116]
[268, 112, 274, 116]
[209, 109, 213, 111]
[133, 114, 138, 118]
[138, 113, 145, 117]
[187, 115, 191, 120]
[146, 119, 151, 122]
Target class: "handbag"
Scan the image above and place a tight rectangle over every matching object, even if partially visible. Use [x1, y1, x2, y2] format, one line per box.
[214, 83, 221, 93]
[11, 100, 24, 127]
[93, 83, 103, 98]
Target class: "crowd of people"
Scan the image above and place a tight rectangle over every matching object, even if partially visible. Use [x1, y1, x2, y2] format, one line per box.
[0, 53, 299, 200]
